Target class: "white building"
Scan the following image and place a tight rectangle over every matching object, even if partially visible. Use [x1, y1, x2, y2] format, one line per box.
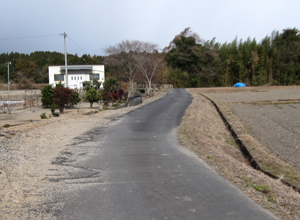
[48, 65, 105, 89]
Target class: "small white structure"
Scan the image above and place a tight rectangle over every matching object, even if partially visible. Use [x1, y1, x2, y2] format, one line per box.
[48, 65, 105, 89]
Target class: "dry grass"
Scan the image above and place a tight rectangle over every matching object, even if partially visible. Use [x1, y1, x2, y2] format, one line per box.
[0, 83, 47, 91]
[178, 89, 300, 220]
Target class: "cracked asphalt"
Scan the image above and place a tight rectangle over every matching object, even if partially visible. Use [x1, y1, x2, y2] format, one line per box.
[50, 89, 277, 220]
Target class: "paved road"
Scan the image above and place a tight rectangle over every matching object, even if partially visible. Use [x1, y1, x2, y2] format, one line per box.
[56, 89, 277, 220]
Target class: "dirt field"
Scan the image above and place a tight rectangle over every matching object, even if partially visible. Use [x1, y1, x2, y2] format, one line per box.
[231, 104, 300, 169]
[203, 86, 300, 170]
[179, 86, 300, 220]
[206, 86, 300, 102]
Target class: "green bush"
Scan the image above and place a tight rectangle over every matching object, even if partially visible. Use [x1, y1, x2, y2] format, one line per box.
[41, 85, 54, 108]
[2, 124, 11, 128]
[85, 88, 101, 107]
[103, 78, 119, 92]
[69, 89, 81, 107]
[40, 112, 47, 119]
[50, 103, 59, 117]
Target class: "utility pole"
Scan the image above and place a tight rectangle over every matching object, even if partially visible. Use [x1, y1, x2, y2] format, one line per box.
[6, 62, 11, 100]
[6, 62, 11, 113]
[64, 32, 68, 87]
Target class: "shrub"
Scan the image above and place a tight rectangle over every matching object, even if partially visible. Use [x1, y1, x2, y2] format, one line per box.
[82, 81, 91, 90]
[92, 79, 101, 90]
[101, 79, 127, 106]
[83, 79, 102, 91]
[103, 78, 119, 92]
[50, 103, 59, 117]
[40, 112, 47, 119]
[17, 77, 33, 90]
[85, 88, 101, 107]
[41, 85, 54, 108]
[53, 82, 72, 113]
[69, 89, 81, 107]
[2, 124, 11, 128]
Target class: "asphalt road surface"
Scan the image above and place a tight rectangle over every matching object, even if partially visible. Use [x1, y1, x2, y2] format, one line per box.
[56, 89, 277, 220]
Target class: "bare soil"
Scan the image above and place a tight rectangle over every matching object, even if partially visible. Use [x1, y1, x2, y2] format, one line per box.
[199, 86, 300, 187]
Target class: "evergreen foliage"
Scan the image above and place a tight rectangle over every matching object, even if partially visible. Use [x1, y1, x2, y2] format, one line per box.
[41, 84, 55, 108]
[85, 88, 101, 108]
[165, 27, 300, 87]
[68, 89, 81, 107]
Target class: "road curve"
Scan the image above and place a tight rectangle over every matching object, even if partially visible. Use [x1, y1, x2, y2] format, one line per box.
[57, 89, 277, 220]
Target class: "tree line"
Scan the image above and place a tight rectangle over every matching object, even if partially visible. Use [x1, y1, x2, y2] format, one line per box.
[0, 52, 104, 84]
[1, 27, 299, 89]
[165, 27, 300, 87]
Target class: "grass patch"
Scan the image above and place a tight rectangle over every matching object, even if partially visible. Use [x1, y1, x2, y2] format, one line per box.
[2, 124, 11, 128]
[103, 105, 109, 110]
[40, 112, 47, 119]
[84, 111, 98, 115]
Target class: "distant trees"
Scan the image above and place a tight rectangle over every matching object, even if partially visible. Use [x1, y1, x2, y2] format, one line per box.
[165, 27, 300, 87]
[165, 28, 221, 87]
[215, 28, 300, 86]
[0, 52, 105, 84]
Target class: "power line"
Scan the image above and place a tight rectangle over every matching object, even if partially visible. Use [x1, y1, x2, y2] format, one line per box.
[1, 33, 90, 62]
[67, 35, 88, 55]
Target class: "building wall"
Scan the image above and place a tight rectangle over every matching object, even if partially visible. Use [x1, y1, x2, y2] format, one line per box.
[48, 65, 105, 89]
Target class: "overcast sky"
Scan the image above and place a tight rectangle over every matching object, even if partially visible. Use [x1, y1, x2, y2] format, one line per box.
[1, 0, 299, 56]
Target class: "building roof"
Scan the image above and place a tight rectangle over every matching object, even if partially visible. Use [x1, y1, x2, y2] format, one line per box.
[60, 66, 93, 71]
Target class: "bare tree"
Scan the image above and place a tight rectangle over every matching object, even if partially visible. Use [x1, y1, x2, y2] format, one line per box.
[132, 42, 165, 95]
[105, 40, 165, 95]
[105, 40, 141, 91]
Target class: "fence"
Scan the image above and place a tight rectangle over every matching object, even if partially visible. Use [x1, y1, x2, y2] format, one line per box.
[0, 90, 41, 113]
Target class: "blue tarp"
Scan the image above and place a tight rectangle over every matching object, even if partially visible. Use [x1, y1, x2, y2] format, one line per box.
[234, 82, 246, 87]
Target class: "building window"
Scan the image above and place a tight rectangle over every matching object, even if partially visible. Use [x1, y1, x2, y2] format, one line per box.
[91, 74, 99, 80]
[80, 76, 82, 80]
[71, 77, 73, 80]
[54, 74, 64, 81]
